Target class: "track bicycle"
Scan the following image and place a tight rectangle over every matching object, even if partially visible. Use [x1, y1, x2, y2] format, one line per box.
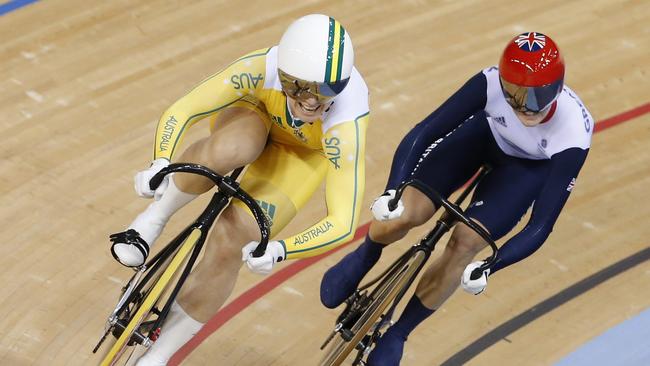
[92, 163, 270, 366]
[319, 167, 498, 366]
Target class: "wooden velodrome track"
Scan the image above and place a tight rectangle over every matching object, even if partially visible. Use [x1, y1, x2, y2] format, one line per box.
[1, 0, 649, 365]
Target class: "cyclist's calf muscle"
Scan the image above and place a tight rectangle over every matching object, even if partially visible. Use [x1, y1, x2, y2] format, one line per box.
[414, 221, 489, 308]
[177, 204, 261, 322]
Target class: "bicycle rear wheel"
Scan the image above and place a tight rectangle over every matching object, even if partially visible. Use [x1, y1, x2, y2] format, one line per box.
[98, 228, 202, 366]
[319, 250, 427, 366]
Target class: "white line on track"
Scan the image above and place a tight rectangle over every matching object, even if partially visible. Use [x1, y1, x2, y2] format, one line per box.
[549, 258, 569, 272]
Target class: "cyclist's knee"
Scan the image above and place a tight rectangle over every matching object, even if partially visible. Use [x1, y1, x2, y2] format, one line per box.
[209, 241, 243, 268]
[203, 109, 267, 170]
[369, 208, 425, 244]
[206, 135, 261, 169]
[402, 201, 434, 227]
[397, 197, 435, 227]
[369, 218, 406, 244]
[204, 208, 258, 266]
[446, 223, 488, 259]
[200, 236, 244, 272]
[398, 186, 435, 227]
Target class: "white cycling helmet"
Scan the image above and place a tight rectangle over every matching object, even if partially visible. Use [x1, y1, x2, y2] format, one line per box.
[278, 14, 354, 104]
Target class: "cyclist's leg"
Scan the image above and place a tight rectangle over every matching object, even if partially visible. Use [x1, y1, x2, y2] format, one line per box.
[319, 186, 436, 309]
[137, 143, 327, 365]
[368, 221, 493, 366]
[321, 114, 489, 309]
[113, 100, 271, 267]
[173, 104, 270, 194]
[134, 204, 261, 366]
[180, 143, 327, 320]
[414, 152, 551, 308]
[369, 152, 550, 366]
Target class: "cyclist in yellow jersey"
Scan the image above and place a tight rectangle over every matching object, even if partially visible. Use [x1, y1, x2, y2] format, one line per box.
[109, 14, 369, 365]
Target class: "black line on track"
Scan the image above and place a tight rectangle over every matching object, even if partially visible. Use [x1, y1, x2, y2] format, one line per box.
[440, 246, 650, 366]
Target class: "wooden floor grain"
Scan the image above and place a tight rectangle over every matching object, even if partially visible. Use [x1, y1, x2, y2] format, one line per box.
[0, 0, 648, 365]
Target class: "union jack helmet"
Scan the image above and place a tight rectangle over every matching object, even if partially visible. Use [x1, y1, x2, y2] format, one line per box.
[499, 32, 565, 114]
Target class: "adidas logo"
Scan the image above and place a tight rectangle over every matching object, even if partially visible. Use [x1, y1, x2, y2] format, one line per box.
[567, 178, 576, 192]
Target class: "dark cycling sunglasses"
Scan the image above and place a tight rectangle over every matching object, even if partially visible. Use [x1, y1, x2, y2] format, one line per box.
[279, 69, 349, 105]
[500, 77, 562, 115]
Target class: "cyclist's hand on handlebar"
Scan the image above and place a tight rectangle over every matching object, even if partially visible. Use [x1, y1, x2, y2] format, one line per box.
[461, 261, 490, 295]
[371, 190, 404, 221]
[241, 240, 285, 275]
[134, 158, 170, 200]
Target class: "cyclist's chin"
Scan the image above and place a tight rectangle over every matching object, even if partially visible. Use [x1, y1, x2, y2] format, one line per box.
[299, 114, 321, 123]
[514, 111, 545, 127]
[288, 98, 324, 123]
[292, 110, 322, 123]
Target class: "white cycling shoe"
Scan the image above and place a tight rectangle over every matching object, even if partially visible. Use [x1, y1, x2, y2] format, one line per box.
[110, 211, 168, 267]
[110, 177, 198, 267]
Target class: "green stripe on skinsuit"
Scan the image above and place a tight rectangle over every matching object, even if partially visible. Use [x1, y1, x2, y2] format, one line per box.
[154, 48, 272, 159]
[286, 111, 368, 255]
[167, 97, 244, 158]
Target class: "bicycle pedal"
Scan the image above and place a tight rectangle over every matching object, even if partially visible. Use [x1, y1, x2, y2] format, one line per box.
[126, 330, 149, 347]
[355, 335, 371, 351]
[340, 328, 354, 342]
[110, 318, 153, 347]
[344, 290, 362, 305]
[352, 343, 370, 366]
[336, 296, 357, 324]
[341, 309, 363, 330]
[111, 319, 127, 339]
[337, 296, 369, 328]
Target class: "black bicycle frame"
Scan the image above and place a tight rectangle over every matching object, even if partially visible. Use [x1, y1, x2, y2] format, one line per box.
[368, 166, 499, 320]
[148, 163, 271, 256]
[114, 163, 271, 339]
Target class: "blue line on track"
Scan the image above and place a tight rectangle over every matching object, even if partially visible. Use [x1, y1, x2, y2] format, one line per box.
[441, 246, 650, 365]
[0, 0, 39, 16]
[555, 307, 650, 366]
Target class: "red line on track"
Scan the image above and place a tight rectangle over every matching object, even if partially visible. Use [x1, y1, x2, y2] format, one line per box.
[169, 223, 370, 365]
[170, 102, 649, 365]
[594, 102, 650, 132]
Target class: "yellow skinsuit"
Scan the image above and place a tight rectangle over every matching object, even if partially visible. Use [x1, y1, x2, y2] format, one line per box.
[152, 46, 369, 259]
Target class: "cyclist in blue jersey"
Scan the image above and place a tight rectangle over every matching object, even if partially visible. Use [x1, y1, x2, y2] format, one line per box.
[321, 32, 593, 365]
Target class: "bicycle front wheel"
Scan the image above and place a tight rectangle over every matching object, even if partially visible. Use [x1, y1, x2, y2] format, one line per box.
[319, 250, 427, 366]
[98, 228, 202, 366]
